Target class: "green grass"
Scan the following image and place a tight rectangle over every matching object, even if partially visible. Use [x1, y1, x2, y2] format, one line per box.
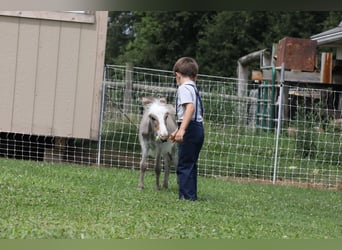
[1, 157, 342, 239]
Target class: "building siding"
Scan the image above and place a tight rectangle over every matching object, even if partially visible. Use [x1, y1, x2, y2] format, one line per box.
[0, 11, 107, 140]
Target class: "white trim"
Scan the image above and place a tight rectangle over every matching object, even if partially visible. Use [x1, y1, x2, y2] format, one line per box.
[0, 11, 95, 24]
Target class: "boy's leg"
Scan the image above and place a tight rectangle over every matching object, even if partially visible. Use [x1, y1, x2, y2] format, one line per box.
[177, 122, 204, 200]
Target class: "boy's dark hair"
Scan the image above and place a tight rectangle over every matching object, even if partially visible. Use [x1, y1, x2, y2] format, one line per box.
[173, 57, 198, 80]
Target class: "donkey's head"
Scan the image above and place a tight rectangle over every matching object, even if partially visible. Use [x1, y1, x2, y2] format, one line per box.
[140, 97, 174, 142]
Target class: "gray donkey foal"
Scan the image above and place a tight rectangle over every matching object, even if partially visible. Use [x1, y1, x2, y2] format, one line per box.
[138, 97, 178, 190]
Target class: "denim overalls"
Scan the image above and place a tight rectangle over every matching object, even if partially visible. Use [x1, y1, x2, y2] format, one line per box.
[176, 84, 204, 201]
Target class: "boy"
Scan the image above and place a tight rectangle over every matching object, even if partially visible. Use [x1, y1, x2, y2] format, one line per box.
[169, 57, 204, 201]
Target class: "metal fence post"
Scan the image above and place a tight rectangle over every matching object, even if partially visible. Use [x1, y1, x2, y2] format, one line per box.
[273, 63, 285, 184]
[97, 65, 107, 166]
[123, 62, 133, 114]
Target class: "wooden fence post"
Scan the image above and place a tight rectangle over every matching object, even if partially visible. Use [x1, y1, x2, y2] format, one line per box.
[123, 62, 133, 113]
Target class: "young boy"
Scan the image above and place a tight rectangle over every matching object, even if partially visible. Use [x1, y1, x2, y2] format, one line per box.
[169, 57, 204, 201]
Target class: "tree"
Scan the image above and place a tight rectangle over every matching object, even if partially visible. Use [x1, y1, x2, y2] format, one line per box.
[197, 11, 270, 76]
[115, 11, 215, 70]
[321, 11, 342, 30]
[105, 11, 339, 77]
[266, 11, 329, 39]
[105, 11, 137, 65]
[196, 11, 331, 76]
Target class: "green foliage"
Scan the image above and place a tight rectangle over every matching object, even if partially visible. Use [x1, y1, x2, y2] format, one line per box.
[291, 105, 318, 158]
[1, 158, 342, 239]
[289, 98, 339, 161]
[201, 97, 238, 125]
[105, 12, 138, 65]
[102, 118, 139, 152]
[106, 11, 339, 76]
[322, 11, 342, 30]
[115, 11, 215, 70]
[197, 11, 270, 76]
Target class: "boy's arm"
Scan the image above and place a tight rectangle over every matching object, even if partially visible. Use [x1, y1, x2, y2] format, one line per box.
[173, 103, 195, 142]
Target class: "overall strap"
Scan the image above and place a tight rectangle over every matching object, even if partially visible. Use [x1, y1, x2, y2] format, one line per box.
[175, 88, 178, 121]
[186, 84, 203, 121]
[185, 84, 203, 121]
[175, 84, 204, 122]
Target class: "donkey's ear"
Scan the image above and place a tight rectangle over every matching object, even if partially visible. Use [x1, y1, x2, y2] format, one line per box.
[141, 97, 154, 106]
[166, 104, 176, 115]
[140, 114, 152, 136]
[159, 97, 167, 104]
[166, 113, 177, 133]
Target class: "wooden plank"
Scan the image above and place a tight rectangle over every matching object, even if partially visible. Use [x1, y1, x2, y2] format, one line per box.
[72, 22, 97, 139]
[104, 81, 255, 102]
[263, 69, 321, 83]
[12, 18, 39, 134]
[320, 52, 333, 84]
[0, 11, 95, 24]
[53, 22, 81, 137]
[32, 20, 60, 135]
[0, 16, 19, 132]
[90, 11, 108, 140]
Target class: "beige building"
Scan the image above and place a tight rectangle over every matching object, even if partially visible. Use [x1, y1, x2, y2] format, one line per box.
[0, 11, 108, 140]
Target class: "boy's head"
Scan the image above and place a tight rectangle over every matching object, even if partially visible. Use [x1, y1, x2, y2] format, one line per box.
[173, 57, 198, 80]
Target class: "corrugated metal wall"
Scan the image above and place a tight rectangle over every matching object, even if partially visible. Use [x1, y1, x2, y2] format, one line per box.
[0, 11, 107, 140]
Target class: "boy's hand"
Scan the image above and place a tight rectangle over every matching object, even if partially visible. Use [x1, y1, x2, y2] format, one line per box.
[174, 128, 185, 142]
[169, 129, 178, 143]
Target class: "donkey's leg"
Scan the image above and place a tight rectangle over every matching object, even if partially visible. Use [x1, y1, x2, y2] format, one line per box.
[162, 152, 171, 189]
[172, 146, 179, 185]
[155, 152, 162, 190]
[138, 146, 149, 190]
[138, 157, 147, 189]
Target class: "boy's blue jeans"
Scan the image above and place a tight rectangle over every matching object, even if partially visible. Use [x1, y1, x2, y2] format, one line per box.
[177, 121, 204, 201]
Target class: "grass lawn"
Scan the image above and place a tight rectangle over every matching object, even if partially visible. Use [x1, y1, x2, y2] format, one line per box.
[0, 157, 342, 239]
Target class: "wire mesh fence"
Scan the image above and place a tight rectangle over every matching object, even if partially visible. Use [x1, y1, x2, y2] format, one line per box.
[99, 65, 342, 188]
[1, 64, 342, 189]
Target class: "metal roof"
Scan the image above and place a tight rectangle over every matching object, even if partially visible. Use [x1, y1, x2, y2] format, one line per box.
[311, 21, 342, 47]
